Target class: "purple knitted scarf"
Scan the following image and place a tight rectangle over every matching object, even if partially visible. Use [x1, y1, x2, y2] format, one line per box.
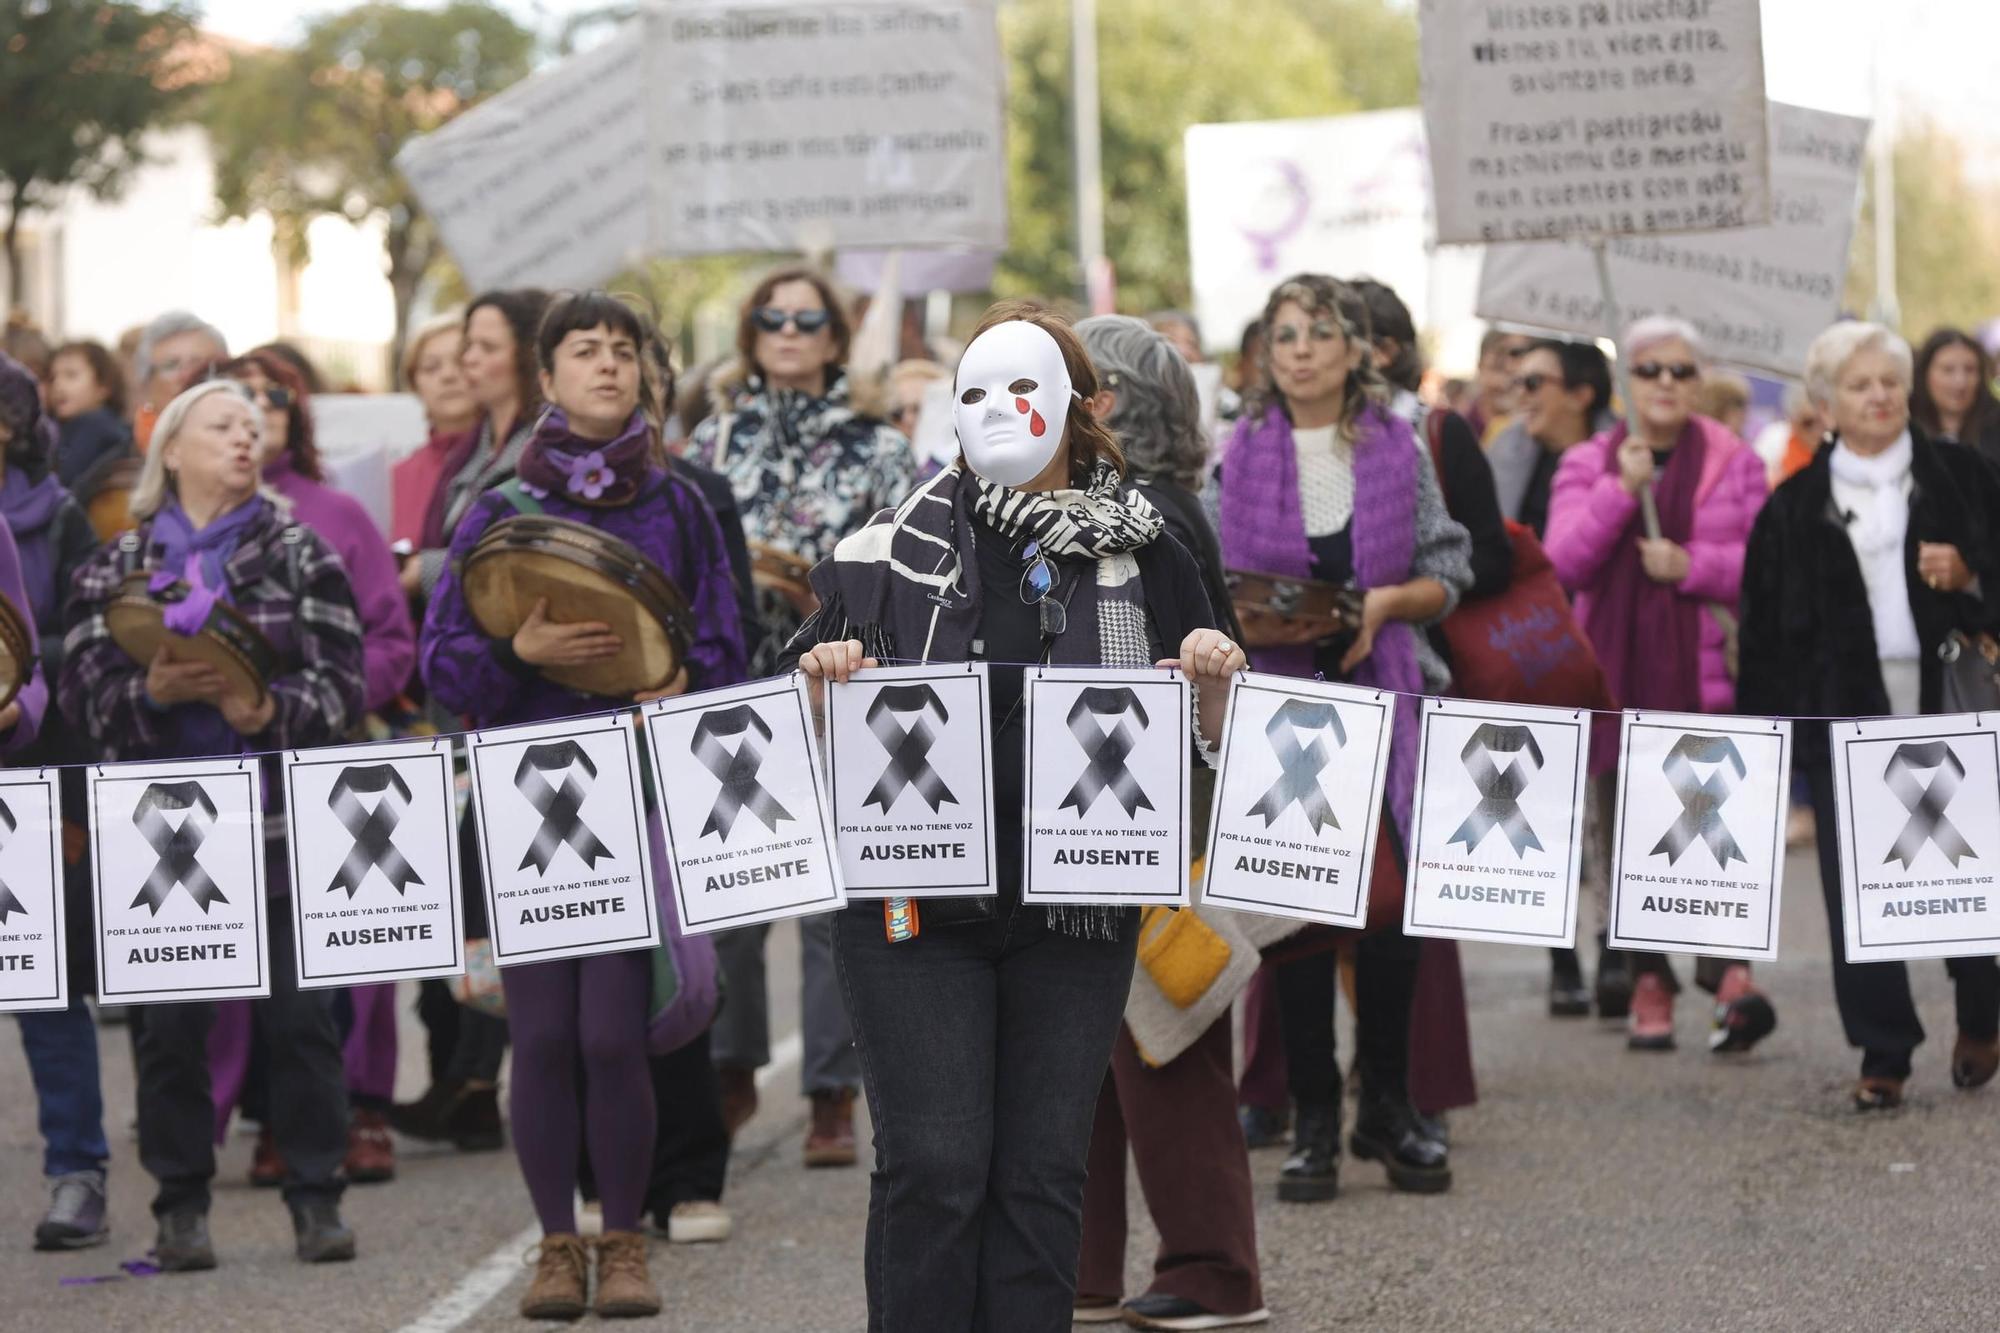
[1219, 403, 1426, 842]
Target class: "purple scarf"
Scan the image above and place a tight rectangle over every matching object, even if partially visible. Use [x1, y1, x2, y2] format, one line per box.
[1577, 419, 1706, 713]
[0, 466, 68, 625]
[515, 407, 654, 507]
[149, 494, 268, 635]
[1219, 403, 1426, 842]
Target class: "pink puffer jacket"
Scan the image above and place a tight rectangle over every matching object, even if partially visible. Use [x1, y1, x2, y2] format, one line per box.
[1544, 414, 1769, 714]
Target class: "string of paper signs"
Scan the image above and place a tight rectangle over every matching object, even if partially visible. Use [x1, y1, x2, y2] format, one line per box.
[3, 660, 1994, 1015]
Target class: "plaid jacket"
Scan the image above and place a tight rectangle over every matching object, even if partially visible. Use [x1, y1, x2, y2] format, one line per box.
[59, 502, 365, 762]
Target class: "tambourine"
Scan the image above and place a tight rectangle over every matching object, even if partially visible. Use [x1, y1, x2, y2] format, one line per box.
[1226, 567, 1366, 634]
[749, 541, 818, 612]
[104, 573, 280, 705]
[462, 514, 692, 698]
[72, 449, 143, 542]
[0, 590, 33, 714]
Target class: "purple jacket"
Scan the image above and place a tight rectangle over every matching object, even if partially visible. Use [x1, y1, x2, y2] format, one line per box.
[1545, 414, 1768, 714]
[420, 468, 747, 727]
[266, 459, 415, 713]
[0, 522, 45, 755]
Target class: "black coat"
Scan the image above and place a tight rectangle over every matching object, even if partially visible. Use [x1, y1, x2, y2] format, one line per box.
[1737, 427, 2000, 766]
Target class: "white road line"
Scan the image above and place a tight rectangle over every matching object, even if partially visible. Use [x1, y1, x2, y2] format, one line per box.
[392, 1030, 806, 1333]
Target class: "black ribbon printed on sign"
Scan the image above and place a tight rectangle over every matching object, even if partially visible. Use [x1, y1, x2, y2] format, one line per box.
[1651, 734, 1748, 868]
[513, 741, 613, 873]
[1245, 698, 1345, 834]
[131, 781, 227, 915]
[692, 704, 795, 840]
[1060, 686, 1154, 819]
[0, 796, 22, 924]
[1883, 741, 1978, 870]
[1449, 723, 1545, 857]
[863, 684, 957, 813]
[326, 764, 424, 898]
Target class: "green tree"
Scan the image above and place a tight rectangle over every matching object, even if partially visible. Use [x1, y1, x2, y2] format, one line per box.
[1846, 120, 2000, 343]
[0, 0, 196, 306]
[200, 1, 537, 362]
[998, 0, 1416, 314]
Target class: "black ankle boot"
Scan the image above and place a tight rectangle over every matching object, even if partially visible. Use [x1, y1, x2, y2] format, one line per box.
[1549, 947, 1590, 1017]
[1594, 935, 1633, 1020]
[1277, 1101, 1340, 1203]
[1350, 1088, 1452, 1194]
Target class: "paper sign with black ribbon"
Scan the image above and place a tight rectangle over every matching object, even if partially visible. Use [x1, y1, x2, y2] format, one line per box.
[0, 774, 67, 1014]
[283, 740, 465, 989]
[826, 665, 998, 898]
[1831, 714, 2000, 964]
[1025, 668, 1191, 908]
[1203, 674, 1391, 927]
[1609, 711, 1792, 962]
[467, 715, 658, 967]
[88, 759, 269, 1004]
[1404, 700, 1589, 948]
[648, 676, 846, 935]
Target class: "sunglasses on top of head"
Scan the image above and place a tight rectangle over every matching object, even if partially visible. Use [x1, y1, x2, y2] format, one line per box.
[750, 306, 833, 336]
[1631, 361, 1700, 383]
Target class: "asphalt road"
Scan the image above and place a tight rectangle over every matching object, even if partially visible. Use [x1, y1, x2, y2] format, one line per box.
[4, 856, 1998, 1332]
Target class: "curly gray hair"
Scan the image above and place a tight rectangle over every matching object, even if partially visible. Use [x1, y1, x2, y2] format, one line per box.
[1076, 315, 1207, 490]
[134, 310, 228, 388]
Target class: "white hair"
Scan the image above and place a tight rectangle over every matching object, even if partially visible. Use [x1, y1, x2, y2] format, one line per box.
[1803, 321, 1914, 410]
[134, 310, 228, 386]
[132, 380, 263, 520]
[1622, 315, 1707, 366]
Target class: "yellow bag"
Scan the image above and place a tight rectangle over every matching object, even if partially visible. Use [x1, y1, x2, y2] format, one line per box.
[1136, 906, 1232, 1009]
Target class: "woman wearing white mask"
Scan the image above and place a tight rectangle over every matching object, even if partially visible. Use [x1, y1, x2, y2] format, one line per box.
[793, 302, 1243, 1332]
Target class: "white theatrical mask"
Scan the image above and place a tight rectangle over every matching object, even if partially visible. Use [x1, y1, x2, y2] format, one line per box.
[953, 321, 1074, 487]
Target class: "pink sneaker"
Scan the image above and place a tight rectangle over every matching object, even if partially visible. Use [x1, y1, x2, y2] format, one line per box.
[1627, 973, 1676, 1051]
[1709, 963, 1778, 1054]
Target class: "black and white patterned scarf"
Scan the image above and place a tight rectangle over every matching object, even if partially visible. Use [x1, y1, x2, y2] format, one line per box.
[966, 462, 1163, 670]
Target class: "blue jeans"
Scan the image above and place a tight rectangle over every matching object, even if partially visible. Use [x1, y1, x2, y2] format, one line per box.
[16, 997, 110, 1178]
[835, 898, 1138, 1333]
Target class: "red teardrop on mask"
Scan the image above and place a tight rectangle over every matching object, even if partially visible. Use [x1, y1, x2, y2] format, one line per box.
[1015, 396, 1031, 414]
[1029, 409, 1047, 438]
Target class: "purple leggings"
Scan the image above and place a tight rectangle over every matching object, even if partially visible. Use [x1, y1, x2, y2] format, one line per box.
[499, 948, 655, 1234]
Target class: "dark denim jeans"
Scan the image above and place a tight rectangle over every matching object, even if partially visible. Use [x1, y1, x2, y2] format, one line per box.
[834, 898, 1139, 1333]
[16, 997, 110, 1177]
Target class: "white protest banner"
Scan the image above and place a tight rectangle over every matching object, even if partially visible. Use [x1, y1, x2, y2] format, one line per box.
[647, 1, 1007, 255]
[1609, 711, 1791, 961]
[1404, 699, 1589, 948]
[89, 760, 269, 1004]
[1023, 669, 1190, 907]
[1418, 0, 1768, 245]
[467, 715, 658, 967]
[1185, 108, 1433, 356]
[395, 34, 649, 292]
[1201, 674, 1392, 928]
[825, 664, 997, 898]
[0, 773, 67, 1012]
[1477, 102, 1869, 376]
[1830, 715, 2000, 964]
[283, 740, 465, 989]
[647, 677, 845, 935]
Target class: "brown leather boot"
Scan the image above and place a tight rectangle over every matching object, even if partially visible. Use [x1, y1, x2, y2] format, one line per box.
[344, 1108, 396, 1183]
[1952, 1034, 2000, 1090]
[592, 1231, 661, 1318]
[718, 1065, 759, 1138]
[519, 1233, 589, 1321]
[804, 1088, 858, 1168]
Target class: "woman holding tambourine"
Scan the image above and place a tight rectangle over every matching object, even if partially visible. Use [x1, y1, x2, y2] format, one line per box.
[419, 291, 746, 1321]
[1213, 274, 1473, 1205]
[794, 302, 1243, 1332]
[59, 378, 366, 1273]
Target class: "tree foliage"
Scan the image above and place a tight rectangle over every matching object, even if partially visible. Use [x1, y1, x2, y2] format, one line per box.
[997, 0, 1417, 313]
[0, 0, 197, 303]
[200, 1, 537, 357]
[1845, 120, 2000, 344]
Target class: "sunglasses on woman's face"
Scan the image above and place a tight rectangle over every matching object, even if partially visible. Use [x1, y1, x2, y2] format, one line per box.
[1513, 372, 1553, 394]
[249, 385, 294, 410]
[751, 306, 832, 336]
[1631, 361, 1700, 383]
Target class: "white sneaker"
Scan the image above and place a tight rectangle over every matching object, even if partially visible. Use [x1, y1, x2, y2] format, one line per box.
[665, 1200, 731, 1244]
